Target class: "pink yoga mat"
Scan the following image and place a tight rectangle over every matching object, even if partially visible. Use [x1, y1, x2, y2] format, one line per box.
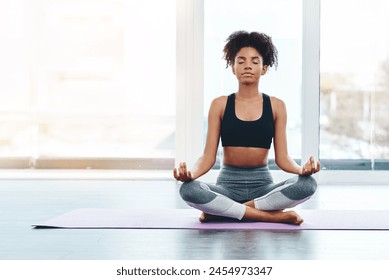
[32, 208, 389, 230]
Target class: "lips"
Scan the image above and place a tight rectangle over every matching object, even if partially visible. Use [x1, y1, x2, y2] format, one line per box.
[242, 72, 254, 75]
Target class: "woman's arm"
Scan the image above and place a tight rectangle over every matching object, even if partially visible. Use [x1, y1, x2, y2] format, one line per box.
[272, 97, 320, 175]
[173, 97, 225, 182]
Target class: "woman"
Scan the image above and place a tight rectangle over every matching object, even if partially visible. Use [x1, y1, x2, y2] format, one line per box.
[173, 31, 320, 225]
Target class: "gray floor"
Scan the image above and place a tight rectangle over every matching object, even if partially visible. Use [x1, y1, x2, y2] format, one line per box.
[1, 179, 389, 260]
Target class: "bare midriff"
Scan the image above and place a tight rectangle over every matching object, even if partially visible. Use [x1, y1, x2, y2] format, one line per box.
[222, 146, 269, 167]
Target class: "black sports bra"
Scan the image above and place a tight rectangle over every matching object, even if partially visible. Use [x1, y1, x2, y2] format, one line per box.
[220, 93, 274, 149]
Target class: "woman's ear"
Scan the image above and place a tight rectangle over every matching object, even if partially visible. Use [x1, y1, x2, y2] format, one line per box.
[232, 65, 236, 75]
[261, 65, 268, 75]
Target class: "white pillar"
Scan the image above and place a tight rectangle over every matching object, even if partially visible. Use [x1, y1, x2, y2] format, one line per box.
[175, 0, 204, 168]
[301, 0, 320, 163]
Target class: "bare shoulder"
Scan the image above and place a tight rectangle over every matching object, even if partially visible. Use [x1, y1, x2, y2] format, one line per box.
[269, 95, 286, 109]
[209, 95, 228, 114]
[211, 95, 228, 108]
[269, 95, 287, 120]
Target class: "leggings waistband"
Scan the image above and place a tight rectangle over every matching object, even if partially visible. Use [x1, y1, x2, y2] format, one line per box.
[218, 164, 273, 187]
[221, 164, 269, 172]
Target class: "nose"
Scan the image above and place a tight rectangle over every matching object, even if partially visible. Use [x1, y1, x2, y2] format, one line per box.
[244, 62, 252, 69]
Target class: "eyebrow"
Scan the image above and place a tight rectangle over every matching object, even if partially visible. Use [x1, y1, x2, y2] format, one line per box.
[236, 56, 260, 60]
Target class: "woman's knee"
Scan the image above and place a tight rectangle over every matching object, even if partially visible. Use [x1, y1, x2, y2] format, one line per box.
[297, 175, 317, 196]
[281, 175, 317, 200]
[179, 180, 215, 204]
[179, 181, 196, 201]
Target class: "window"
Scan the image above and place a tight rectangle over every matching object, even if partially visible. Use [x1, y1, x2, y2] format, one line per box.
[0, 0, 176, 169]
[320, 0, 389, 170]
[2, 0, 389, 176]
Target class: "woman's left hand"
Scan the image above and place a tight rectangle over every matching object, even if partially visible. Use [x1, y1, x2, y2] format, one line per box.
[301, 156, 320, 176]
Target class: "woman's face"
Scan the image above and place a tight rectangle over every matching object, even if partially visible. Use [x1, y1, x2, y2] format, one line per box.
[232, 47, 268, 85]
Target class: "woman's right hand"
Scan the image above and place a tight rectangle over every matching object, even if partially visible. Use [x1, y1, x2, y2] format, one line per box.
[173, 162, 194, 182]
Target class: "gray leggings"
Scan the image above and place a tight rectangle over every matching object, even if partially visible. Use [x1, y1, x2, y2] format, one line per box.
[179, 164, 317, 220]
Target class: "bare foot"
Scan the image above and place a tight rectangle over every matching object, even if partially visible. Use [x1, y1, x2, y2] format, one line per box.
[243, 200, 303, 225]
[199, 212, 235, 223]
[199, 210, 303, 225]
[199, 212, 216, 223]
[262, 210, 304, 225]
[243, 207, 304, 225]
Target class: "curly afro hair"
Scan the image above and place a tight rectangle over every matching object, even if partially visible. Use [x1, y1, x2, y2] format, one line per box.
[223, 31, 278, 69]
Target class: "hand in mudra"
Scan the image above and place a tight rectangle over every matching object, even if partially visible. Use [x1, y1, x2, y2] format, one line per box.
[301, 156, 320, 176]
[173, 162, 194, 182]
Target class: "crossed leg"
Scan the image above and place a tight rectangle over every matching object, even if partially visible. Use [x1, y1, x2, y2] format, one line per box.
[200, 201, 303, 225]
[180, 175, 316, 225]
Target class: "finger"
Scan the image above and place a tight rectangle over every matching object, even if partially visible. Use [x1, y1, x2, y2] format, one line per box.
[305, 158, 311, 168]
[182, 162, 187, 175]
[179, 162, 184, 175]
[188, 171, 193, 180]
[315, 160, 321, 173]
[173, 168, 178, 179]
[176, 167, 182, 180]
[310, 157, 315, 170]
[303, 161, 312, 175]
[304, 164, 312, 174]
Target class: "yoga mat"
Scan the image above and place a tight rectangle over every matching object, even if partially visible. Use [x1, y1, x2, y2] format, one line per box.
[33, 208, 389, 230]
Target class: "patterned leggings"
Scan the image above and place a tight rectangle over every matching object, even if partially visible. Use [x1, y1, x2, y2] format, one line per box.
[179, 164, 317, 220]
